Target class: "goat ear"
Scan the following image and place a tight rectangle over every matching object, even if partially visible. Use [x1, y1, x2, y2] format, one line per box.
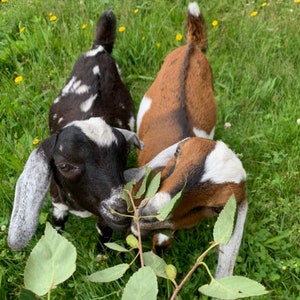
[115, 128, 144, 150]
[7, 142, 52, 251]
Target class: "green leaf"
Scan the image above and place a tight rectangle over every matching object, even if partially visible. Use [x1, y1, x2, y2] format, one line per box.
[122, 266, 158, 300]
[135, 167, 152, 199]
[24, 222, 77, 296]
[19, 289, 37, 300]
[156, 188, 184, 221]
[121, 180, 136, 211]
[199, 276, 269, 299]
[88, 263, 129, 283]
[145, 172, 161, 199]
[104, 242, 129, 252]
[213, 195, 236, 244]
[143, 251, 168, 279]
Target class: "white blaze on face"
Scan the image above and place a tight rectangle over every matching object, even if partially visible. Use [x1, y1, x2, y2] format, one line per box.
[201, 141, 246, 184]
[136, 95, 152, 133]
[68, 117, 117, 147]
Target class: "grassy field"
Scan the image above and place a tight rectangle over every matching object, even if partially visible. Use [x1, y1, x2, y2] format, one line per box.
[1, 0, 300, 299]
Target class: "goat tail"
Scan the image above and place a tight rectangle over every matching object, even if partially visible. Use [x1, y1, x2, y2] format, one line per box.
[93, 9, 116, 53]
[186, 2, 207, 51]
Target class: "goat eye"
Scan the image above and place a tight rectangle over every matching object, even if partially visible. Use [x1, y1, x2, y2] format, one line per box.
[57, 163, 76, 172]
[175, 146, 181, 157]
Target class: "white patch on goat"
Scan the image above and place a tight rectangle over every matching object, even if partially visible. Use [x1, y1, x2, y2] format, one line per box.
[128, 116, 135, 131]
[137, 95, 152, 133]
[115, 63, 122, 77]
[70, 210, 93, 218]
[93, 65, 101, 75]
[72, 79, 81, 91]
[188, 2, 200, 17]
[58, 117, 64, 124]
[155, 233, 170, 246]
[52, 113, 58, 120]
[85, 45, 104, 57]
[53, 202, 69, 220]
[62, 76, 77, 94]
[80, 94, 97, 113]
[200, 141, 246, 184]
[59, 144, 63, 152]
[193, 127, 215, 139]
[69, 117, 117, 147]
[75, 84, 90, 94]
[53, 97, 60, 104]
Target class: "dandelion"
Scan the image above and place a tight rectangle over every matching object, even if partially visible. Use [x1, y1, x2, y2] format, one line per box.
[294, 0, 300, 3]
[224, 122, 232, 129]
[156, 42, 161, 48]
[32, 138, 40, 145]
[50, 15, 57, 22]
[261, 2, 267, 7]
[212, 20, 218, 27]
[1, 0, 8, 3]
[175, 33, 183, 41]
[250, 11, 258, 17]
[118, 26, 126, 32]
[141, 36, 146, 41]
[14, 76, 23, 83]
[81, 23, 87, 30]
[134, 8, 139, 14]
[19, 27, 26, 33]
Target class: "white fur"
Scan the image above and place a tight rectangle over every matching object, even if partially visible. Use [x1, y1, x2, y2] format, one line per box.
[193, 127, 215, 139]
[201, 141, 246, 184]
[155, 233, 170, 246]
[53, 97, 60, 104]
[136, 95, 152, 133]
[58, 117, 64, 124]
[53, 202, 69, 220]
[128, 116, 135, 132]
[62, 76, 76, 94]
[93, 65, 101, 75]
[69, 210, 93, 218]
[69, 117, 117, 147]
[188, 2, 200, 17]
[75, 84, 90, 94]
[80, 94, 97, 112]
[85, 45, 104, 57]
[215, 200, 248, 278]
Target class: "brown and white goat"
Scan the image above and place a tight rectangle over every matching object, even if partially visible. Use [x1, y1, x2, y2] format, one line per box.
[8, 9, 142, 252]
[129, 2, 248, 278]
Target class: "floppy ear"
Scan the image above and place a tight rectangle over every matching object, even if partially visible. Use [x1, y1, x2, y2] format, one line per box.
[115, 128, 144, 150]
[8, 140, 53, 251]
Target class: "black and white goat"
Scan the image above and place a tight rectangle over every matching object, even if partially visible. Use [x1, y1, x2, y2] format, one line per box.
[126, 2, 248, 279]
[8, 9, 142, 251]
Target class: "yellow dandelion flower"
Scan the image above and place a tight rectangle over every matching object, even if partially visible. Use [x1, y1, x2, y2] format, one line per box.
[261, 2, 267, 7]
[14, 76, 23, 83]
[175, 33, 183, 41]
[119, 26, 126, 32]
[32, 138, 40, 146]
[250, 11, 258, 17]
[212, 20, 218, 27]
[19, 27, 26, 33]
[50, 15, 57, 22]
[156, 42, 161, 48]
[294, 0, 300, 3]
[81, 23, 87, 30]
[1, 0, 8, 3]
[134, 8, 139, 14]
[141, 36, 146, 41]
[49, 12, 53, 16]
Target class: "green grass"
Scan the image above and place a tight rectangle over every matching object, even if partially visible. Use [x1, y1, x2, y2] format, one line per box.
[1, 0, 300, 299]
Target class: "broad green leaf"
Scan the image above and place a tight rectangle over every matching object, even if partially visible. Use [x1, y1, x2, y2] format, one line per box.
[104, 242, 129, 252]
[199, 276, 269, 299]
[24, 222, 77, 296]
[88, 263, 129, 283]
[156, 188, 184, 221]
[122, 266, 158, 300]
[145, 172, 161, 199]
[19, 289, 37, 300]
[213, 195, 236, 244]
[135, 167, 152, 199]
[143, 251, 168, 279]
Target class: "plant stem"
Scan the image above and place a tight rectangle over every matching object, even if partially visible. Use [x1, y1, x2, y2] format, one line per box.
[127, 190, 144, 267]
[170, 242, 219, 300]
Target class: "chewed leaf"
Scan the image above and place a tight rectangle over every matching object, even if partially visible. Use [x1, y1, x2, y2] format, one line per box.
[145, 171, 161, 199]
[135, 167, 152, 199]
[24, 223, 76, 296]
[88, 263, 129, 283]
[104, 242, 129, 252]
[199, 276, 269, 299]
[213, 195, 236, 244]
[122, 266, 158, 300]
[156, 188, 184, 221]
